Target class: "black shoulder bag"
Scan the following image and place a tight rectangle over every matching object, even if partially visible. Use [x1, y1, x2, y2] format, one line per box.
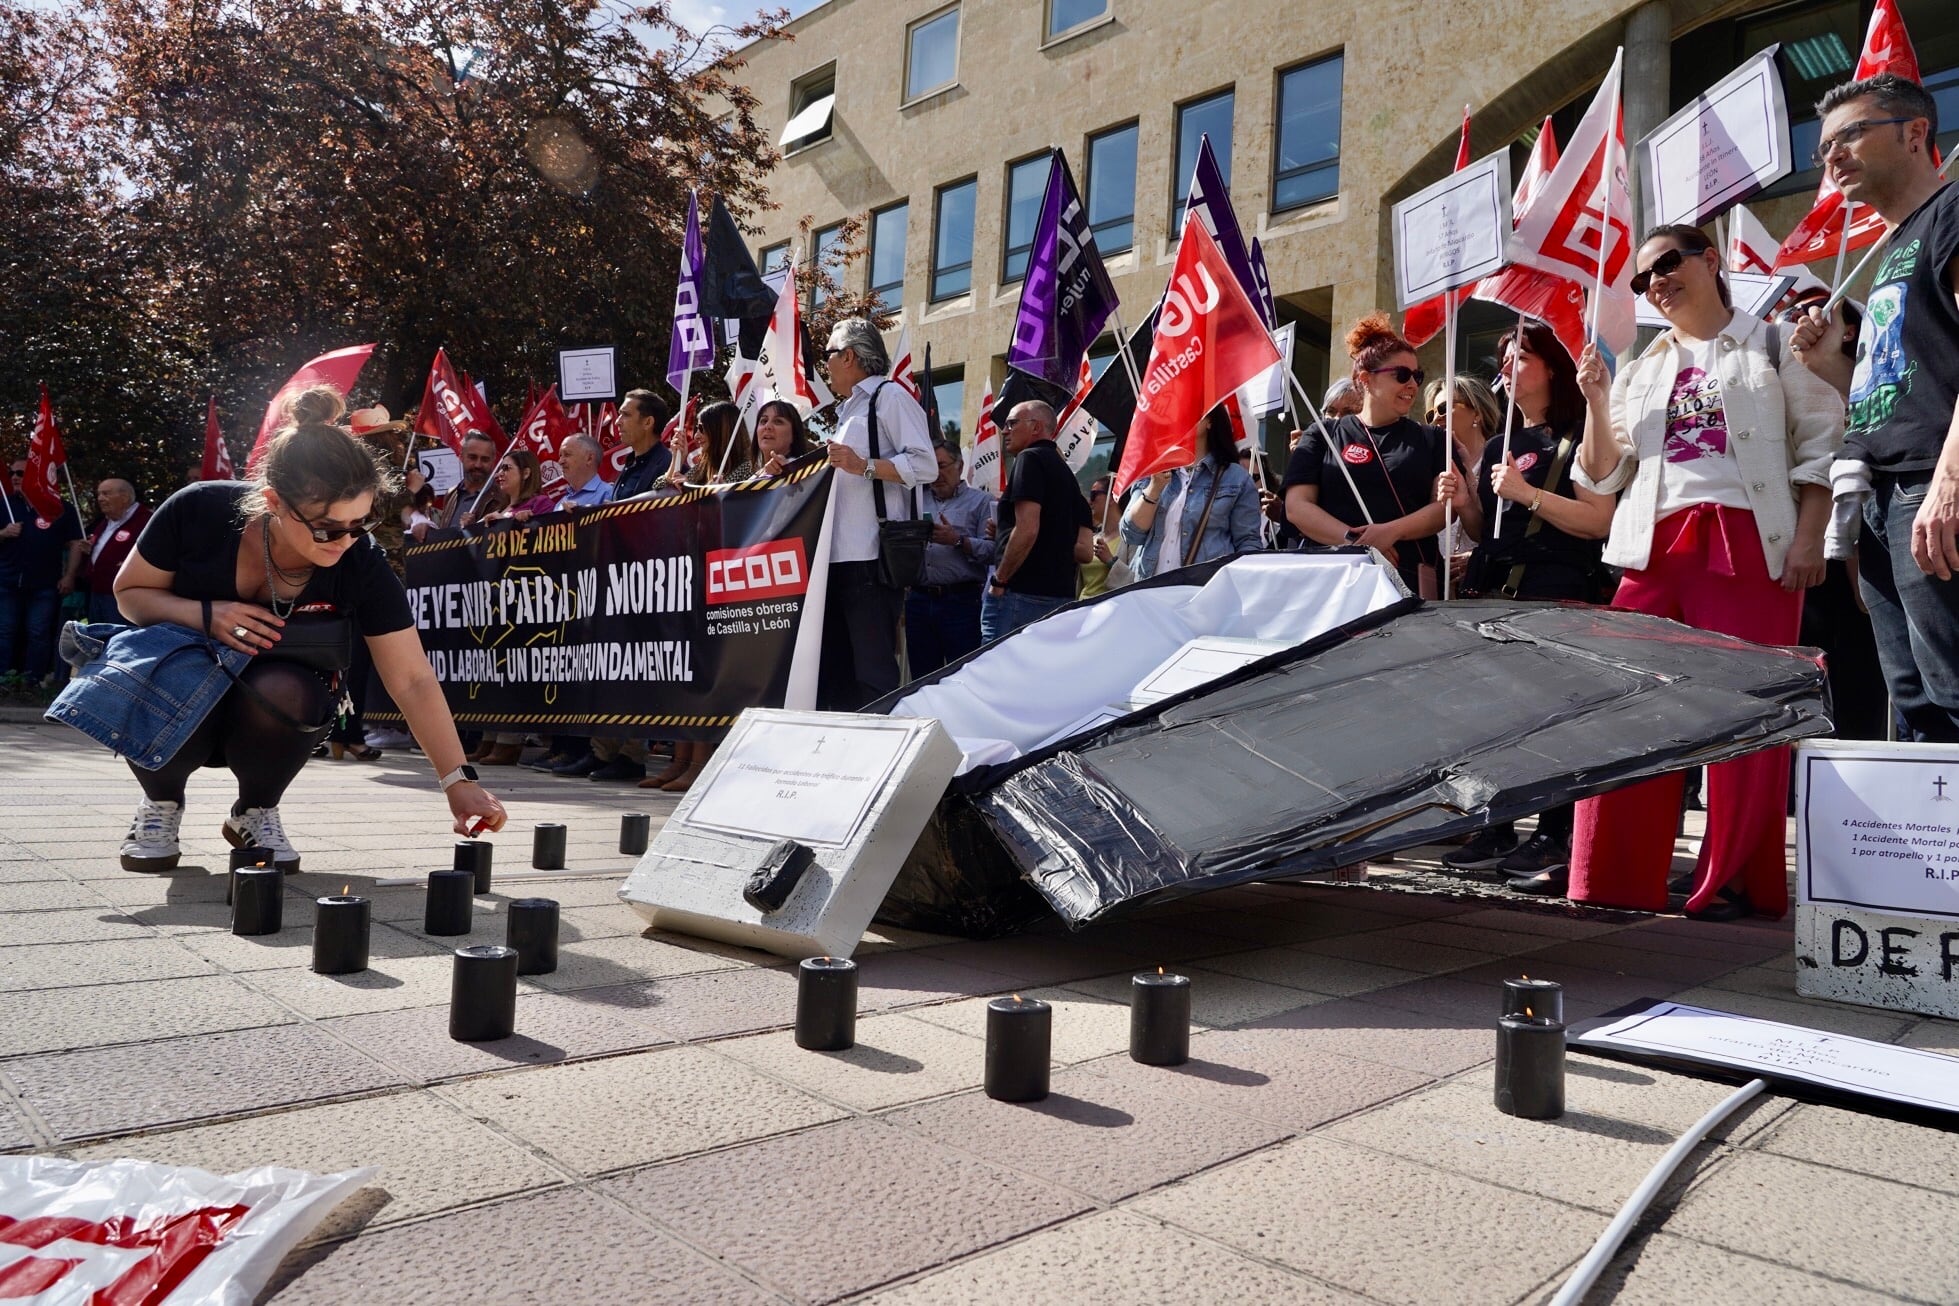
[865, 380, 933, 590]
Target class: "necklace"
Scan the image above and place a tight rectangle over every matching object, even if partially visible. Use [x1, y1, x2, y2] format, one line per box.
[259, 518, 312, 619]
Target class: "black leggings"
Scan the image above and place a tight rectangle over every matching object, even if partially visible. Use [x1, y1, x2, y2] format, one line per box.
[131, 661, 334, 812]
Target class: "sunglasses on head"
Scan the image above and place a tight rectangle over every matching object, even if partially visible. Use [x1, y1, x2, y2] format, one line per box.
[1367, 366, 1425, 386]
[287, 507, 377, 543]
[1629, 246, 1706, 296]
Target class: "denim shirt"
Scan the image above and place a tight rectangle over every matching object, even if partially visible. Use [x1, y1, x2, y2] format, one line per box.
[1119, 457, 1263, 579]
[44, 621, 252, 769]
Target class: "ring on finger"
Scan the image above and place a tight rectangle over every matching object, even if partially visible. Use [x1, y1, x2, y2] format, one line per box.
[232, 625, 249, 640]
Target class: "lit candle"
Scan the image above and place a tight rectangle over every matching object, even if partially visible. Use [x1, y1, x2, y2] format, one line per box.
[985, 994, 1051, 1102]
[532, 822, 567, 870]
[425, 868, 474, 936]
[450, 945, 518, 1042]
[795, 956, 858, 1051]
[1501, 975, 1563, 1023]
[1495, 1006, 1565, 1119]
[453, 839, 494, 894]
[313, 886, 370, 975]
[1129, 968, 1191, 1066]
[619, 812, 652, 856]
[507, 898, 560, 976]
[230, 865, 282, 936]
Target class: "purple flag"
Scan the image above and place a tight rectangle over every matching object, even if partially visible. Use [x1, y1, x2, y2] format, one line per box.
[1181, 135, 1261, 314]
[1248, 237, 1278, 329]
[1006, 149, 1119, 390]
[667, 191, 715, 388]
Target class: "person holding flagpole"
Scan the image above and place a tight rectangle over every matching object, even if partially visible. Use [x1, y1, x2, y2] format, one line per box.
[1566, 224, 1842, 919]
[1121, 407, 1263, 580]
[1282, 314, 1449, 593]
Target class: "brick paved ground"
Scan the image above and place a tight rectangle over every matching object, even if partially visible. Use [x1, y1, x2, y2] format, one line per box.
[3, 720, 1956, 1304]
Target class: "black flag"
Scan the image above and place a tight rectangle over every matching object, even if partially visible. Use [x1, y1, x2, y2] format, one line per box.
[1078, 306, 1160, 474]
[920, 343, 943, 439]
[987, 367, 1073, 432]
[699, 196, 778, 356]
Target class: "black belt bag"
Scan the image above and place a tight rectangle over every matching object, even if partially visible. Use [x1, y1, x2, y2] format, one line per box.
[200, 600, 351, 733]
[864, 380, 932, 591]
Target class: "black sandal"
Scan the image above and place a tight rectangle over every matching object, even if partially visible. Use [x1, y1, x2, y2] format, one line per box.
[1507, 865, 1569, 897]
[345, 744, 382, 762]
[1685, 885, 1751, 922]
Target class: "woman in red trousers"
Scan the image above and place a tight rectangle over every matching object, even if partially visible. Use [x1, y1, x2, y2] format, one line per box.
[1568, 225, 1842, 919]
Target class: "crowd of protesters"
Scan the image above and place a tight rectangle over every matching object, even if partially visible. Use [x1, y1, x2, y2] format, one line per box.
[17, 71, 1954, 927]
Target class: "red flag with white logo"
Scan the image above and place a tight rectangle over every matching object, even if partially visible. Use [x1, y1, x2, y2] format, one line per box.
[759, 249, 835, 417]
[889, 322, 921, 401]
[1474, 117, 1590, 364]
[200, 396, 235, 481]
[1404, 106, 1474, 347]
[1774, 0, 1922, 270]
[413, 348, 472, 457]
[1054, 356, 1099, 473]
[247, 344, 375, 472]
[966, 381, 1002, 495]
[511, 385, 577, 497]
[25, 384, 68, 523]
[1505, 49, 1634, 353]
[1113, 217, 1281, 498]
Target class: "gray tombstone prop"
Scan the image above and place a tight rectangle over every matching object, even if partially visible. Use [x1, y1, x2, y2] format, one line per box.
[619, 709, 962, 959]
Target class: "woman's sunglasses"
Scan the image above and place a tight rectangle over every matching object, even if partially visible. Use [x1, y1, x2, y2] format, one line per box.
[1367, 366, 1426, 385]
[1629, 247, 1704, 296]
[288, 507, 378, 543]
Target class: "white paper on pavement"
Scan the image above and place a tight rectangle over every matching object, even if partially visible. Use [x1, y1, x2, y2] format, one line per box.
[0, 1155, 374, 1305]
[1573, 1001, 1959, 1116]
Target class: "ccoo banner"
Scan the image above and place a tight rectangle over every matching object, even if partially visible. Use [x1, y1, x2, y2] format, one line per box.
[384, 464, 835, 738]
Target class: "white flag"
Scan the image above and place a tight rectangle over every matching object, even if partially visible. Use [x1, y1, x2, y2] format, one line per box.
[758, 247, 834, 418]
[965, 382, 1002, 495]
[888, 321, 920, 400]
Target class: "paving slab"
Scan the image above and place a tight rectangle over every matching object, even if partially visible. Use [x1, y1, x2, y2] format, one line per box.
[848, 950, 1016, 1010]
[906, 988, 1137, 1065]
[1131, 1135, 1604, 1306]
[323, 991, 674, 1084]
[0, 878, 109, 913]
[438, 1045, 846, 1176]
[0, 906, 152, 947]
[567, 964, 802, 1042]
[599, 1117, 1091, 1303]
[1756, 1101, 1959, 1196]
[1063, 964, 1329, 1029]
[1446, 907, 1630, 939]
[7, 1023, 407, 1141]
[868, 1208, 1366, 1305]
[1663, 984, 1919, 1041]
[913, 937, 1142, 987]
[0, 935, 219, 991]
[1198, 945, 1423, 996]
[1519, 938, 1750, 985]
[1288, 931, 1501, 975]
[0, 1099, 37, 1152]
[713, 1013, 985, 1111]
[265, 1183, 779, 1305]
[1245, 999, 1495, 1078]
[71, 1090, 568, 1243]
[0, 972, 296, 1057]
[240, 952, 461, 1019]
[1590, 1231, 1900, 1305]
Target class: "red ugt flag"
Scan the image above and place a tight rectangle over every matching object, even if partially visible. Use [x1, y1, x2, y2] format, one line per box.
[1473, 116, 1589, 365]
[247, 344, 375, 472]
[414, 348, 503, 456]
[1775, 0, 1920, 269]
[1404, 106, 1473, 347]
[25, 385, 68, 524]
[1113, 218, 1281, 498]
[511, 384, 577, 496]
[200, 396, 235, 481]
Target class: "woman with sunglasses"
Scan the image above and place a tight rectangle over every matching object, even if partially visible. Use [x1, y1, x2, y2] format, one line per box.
[1566, 224, 1843, 920]
[73, 385, 507, 873]
[477, 449, 556, 525]
[1283, 313, 1449, 592]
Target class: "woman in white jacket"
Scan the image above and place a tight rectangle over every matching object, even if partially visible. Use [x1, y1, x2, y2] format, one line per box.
[1566, 223, 1842, 920]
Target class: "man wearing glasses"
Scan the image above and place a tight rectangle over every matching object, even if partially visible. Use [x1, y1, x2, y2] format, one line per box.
[982, 401, 1091, 643]
[0, 459, 84, 683]
[1805, 72, 1959, 741]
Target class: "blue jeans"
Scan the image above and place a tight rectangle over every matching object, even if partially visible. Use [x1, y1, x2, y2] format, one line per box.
[87, 590, 124, 624]
[905, 586, 983, 677]
[980, 588, 1071, 644]
[1861, 471, 1959, 741]
[18, 587, 60, 680]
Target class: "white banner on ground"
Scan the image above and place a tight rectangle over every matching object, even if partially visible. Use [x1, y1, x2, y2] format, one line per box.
[1638, 46, 1792, 230]
[1635, 270, 1794, 328]
[1391, 149, 1514, 310]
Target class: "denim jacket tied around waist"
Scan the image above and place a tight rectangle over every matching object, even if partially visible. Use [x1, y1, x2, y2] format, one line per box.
[45, 620, 252, 770]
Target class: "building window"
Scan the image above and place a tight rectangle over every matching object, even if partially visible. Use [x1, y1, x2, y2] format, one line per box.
[1046, 0, 1107, 40]
[1173, 89, 1234, 228]
[1085, 122, 1138, 254]
[1001, 154, 1053, 282]
[869, 202, 908, 301]
[782, 66, 836, 152]
[905, 6, 960, 102]
[811, 223, 845, 305]
[760, 242, 790, 275]
[1273, 53, 1344, 213]
[931, 177, 977, 301]
[923, 367, 963, 443]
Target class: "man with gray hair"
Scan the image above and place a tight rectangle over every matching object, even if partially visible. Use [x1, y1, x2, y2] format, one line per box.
[556, 435, 613, 511]
[982, 400, 1091, 641]
[78, 476, 151, 624]
[818, 316, 937, 709]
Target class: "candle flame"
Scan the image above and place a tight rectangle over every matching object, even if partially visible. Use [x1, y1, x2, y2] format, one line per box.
[1013, 993, 1021, 1002]
[1158, 966, 1164, 976]
[342, 884, 350, 895]
[1525, 1006, 1534, 1018]
[1520, 973, 1528, 981]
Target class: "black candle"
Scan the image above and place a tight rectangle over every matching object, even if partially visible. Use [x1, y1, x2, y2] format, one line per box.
[507, 897, 560, 976]
[1501, 976, 1563, 1024]
[225, 846, 273, 906]
[985, 995, 1051, 1102]
[1495, 1009, 1566, 1119]
[312, 891, 370, 974]
[619, 812, 651, 856]
[1129, 968, 1191, 1065]
[532, 822, 567, 870]
[425, 868, 474, 936]
[230, 865, 283, 936]
[449, 944, 518, 1042]
[453, 840, 494, 895]
[794, 956, 858, 1051]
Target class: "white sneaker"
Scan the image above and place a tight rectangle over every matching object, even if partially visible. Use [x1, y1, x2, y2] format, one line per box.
[224, 806, 300, 871]
[120, 799, 184, 872]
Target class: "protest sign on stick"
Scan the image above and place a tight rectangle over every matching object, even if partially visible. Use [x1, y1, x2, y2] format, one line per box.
[1390, 149, 1513, 310]
[1637, 46, 1791, 230]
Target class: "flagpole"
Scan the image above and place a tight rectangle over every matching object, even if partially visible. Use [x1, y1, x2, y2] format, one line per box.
[672, 370, 695, 485]
[1831, 201, 1855, 294]
[1281, 369, 1376, 526]
[1441, 299, 1458, 601]
[60, 462, 83, 521]
[1106, 307, 1148, 412]
[1493, 312, 1525, 537]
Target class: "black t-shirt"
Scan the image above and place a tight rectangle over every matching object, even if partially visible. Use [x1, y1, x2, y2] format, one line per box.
[6, 499, 82, 590]
[1282, 415, 1446, 570]
[135, 481, 414, 637]
[997, 439, 1089, 598]
[1847, 183, 1959, 472]
[1470, 423, 1602, 592]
